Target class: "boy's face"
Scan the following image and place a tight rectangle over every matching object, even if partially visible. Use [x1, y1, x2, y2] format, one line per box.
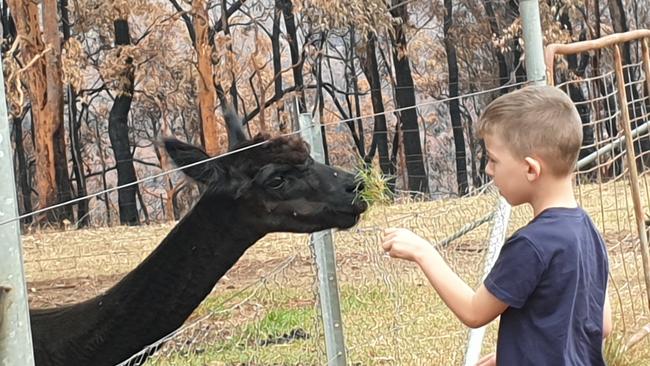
[484, 134, 532, 206]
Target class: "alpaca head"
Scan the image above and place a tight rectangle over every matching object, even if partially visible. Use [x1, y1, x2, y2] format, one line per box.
[163, 112, 367, 234]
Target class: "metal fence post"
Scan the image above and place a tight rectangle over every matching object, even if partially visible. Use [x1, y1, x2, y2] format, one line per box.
[520, 0, 547, 85]
[0, 58, 35, 364]
[298, 113, 347, 366]
[463, 198, 511, 365]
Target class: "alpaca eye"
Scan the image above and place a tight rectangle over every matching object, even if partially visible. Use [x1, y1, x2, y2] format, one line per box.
[268, 176, 285, 189]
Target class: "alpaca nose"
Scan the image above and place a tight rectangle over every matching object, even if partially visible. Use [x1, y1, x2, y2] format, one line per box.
[351, 180, 364, 193]
[338, 172, 360, 194]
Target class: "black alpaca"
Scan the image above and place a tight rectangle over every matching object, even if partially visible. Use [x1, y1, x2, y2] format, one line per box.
[29, 113, 366, 366]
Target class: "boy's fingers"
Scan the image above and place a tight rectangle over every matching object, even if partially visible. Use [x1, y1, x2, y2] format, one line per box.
[383, 228, 406, 241]
[381, 239, 393, 252]
[382, 232, 394, 242]
[383, 228, 401, 236]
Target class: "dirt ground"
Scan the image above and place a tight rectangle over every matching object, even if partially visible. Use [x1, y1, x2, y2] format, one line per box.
[26, 254, 319, 310]
[17, 186, 650, 364]
[25, 228, 639, 310]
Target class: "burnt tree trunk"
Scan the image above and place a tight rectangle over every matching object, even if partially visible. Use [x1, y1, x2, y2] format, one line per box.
[94, 118, 111, 224]
[8, 0, 69, 224]
[2, 7, 32, 223]
[390, 0, 428, 194]
[192, 0, 223, 155]
[12, 114, 33, 224]
[507, 0, 527, 83]
[279, 0, 305, 112]
[151, 105, 179, 222]
[314, 32, 330, 165]
[482, 0, 509, 90]
[607, 0, 649, 162]
[270, 0, 282, 131]
[43, 0, 73, 222]
[444, 0, 468, 195]
[348, 27, 365, 157]
[61, 0, 89, 226]
[360, 33, 395, 189]
[608, 0, 631, 60]
[221, 0, 239, 111]
[108, 19, 139, 226]
[556, 10, 596, 164]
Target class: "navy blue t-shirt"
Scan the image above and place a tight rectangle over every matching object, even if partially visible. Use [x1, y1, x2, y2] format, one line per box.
[484, 207, 609, 365]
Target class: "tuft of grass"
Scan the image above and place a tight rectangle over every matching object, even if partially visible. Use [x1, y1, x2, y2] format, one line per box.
[354, 159, 394, 231]
[243, 307, 313, 339]
[354, 159, 393, 208]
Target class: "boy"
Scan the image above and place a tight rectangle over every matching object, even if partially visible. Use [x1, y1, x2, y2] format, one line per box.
[381, 85, 612, 365]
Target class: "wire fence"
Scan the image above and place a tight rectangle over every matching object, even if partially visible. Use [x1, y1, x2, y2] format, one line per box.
[15, 79, 519, 365]
[551, 31, 650, 360]
[6, 33, 650, 365]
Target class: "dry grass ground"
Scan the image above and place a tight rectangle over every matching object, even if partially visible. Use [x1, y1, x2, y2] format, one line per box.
[23, 182, 650, 365]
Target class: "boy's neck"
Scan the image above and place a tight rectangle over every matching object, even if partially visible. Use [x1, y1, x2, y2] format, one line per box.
[529, 175, 577, 217]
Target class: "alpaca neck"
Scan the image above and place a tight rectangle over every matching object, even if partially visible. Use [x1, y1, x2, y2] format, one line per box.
[31, 196, 265, 366]
[107, 197, 264, 328]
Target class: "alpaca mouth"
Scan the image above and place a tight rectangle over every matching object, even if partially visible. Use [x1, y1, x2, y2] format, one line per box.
[332, 201, 367, 228]
[352, 200, 368, 215]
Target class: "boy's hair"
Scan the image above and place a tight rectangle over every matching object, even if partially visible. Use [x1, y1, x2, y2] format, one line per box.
[476, 85, 583, 176]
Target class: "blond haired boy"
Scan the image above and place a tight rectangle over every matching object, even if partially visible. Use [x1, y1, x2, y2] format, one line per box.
[381, 85, 612, 365]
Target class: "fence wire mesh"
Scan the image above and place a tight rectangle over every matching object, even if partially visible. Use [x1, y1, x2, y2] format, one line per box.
[552, 33, 650, 363]
[17, 83, 520, 365]
[7, 35, 650, 364]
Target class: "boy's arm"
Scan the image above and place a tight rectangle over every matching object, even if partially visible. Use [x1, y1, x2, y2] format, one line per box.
[415, 246, 508, 328]
[603, 289, 612, 338]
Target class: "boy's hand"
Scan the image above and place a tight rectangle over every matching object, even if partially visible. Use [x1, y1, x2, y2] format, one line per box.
[475, 353, 496, 366]
[381, 228, 434, 263]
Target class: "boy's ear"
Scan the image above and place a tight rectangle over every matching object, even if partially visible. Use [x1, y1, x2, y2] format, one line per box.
[524, 156, 542, 182]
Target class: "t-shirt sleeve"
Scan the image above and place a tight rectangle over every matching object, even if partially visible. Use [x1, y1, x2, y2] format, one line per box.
[484, 235, 546, 308]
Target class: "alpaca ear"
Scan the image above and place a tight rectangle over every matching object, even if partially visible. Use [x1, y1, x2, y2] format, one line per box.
[163, 138, 217, 184]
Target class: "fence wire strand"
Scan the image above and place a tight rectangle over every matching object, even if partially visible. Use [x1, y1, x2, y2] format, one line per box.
[14, 55, 650, 364]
